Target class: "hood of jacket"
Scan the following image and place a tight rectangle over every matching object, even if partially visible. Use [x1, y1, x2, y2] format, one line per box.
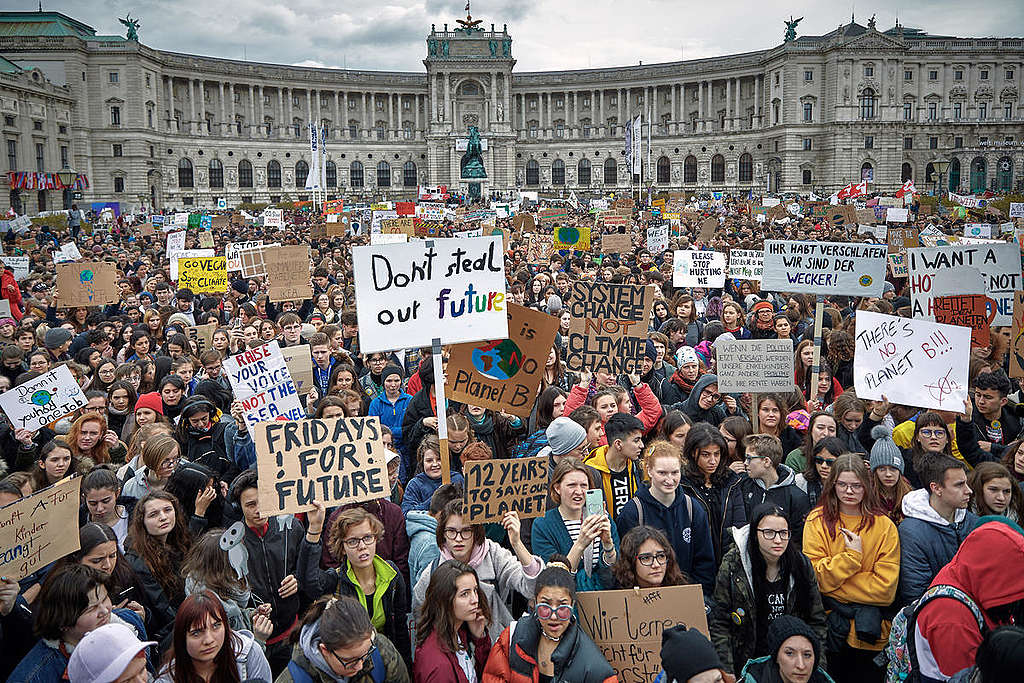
[682, 373, 720, 417]
[752, 464, 798, 491]
[730, 524, 755, 589]
[935, 518, 1024, 612]
[298, 616, 348, 682]
[405, 509, 437, 538]
[901, 488, 970, 527]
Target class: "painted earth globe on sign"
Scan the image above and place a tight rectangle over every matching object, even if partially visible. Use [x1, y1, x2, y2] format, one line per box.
[31, 389, 55, 406]
[472, 339, 525, 380]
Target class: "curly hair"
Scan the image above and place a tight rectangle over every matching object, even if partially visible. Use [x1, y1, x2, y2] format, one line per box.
[611, 526, 688, 588]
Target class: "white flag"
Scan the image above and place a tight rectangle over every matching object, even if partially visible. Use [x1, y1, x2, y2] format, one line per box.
[306, 122, 319, 190]
[631, 115, 642, 174]
[319, 123, 328, 191]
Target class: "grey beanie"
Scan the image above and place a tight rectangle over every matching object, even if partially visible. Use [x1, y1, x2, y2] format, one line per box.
[44, 327, 73, 350]
[546, 294, 563, 315]
[869, 424, 905, 474]
[545, 417, 587, 456]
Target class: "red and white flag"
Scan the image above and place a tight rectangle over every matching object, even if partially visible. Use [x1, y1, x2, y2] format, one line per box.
[896, 179, 916, 198]
[836, 180, 867, 201]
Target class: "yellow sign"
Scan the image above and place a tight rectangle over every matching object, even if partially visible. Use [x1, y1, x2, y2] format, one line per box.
[178, 256, 228, 293]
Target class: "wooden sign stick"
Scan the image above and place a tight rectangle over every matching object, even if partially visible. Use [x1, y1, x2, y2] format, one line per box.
[432, 337, 452, 485]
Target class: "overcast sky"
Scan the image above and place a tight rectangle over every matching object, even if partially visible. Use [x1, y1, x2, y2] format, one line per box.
[34, 0, 1024, 72]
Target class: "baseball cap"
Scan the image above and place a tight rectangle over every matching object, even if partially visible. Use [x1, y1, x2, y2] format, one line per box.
[67, 623, 155, 683]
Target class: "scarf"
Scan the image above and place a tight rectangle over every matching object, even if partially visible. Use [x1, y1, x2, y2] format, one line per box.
[670, 368, 701, 393]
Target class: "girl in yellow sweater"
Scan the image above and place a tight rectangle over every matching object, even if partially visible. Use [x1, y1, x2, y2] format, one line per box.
[802, 454, 900, 683]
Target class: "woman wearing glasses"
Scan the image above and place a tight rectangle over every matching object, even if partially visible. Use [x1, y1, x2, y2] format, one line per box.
[709, 504, 826, 676]
[482, 556, 617, 683]
[302, 506, 412, 670]
[858, 396, 955, 489]
[611, 526, 692, 590]
[278, 595, 409, 683]
[802, 455, 899, 683]
[795, 437, 848, 509]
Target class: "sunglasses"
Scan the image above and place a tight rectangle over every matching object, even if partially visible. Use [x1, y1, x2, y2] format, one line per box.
[814, 457, 837, 466]
[536, 603, 573, 621]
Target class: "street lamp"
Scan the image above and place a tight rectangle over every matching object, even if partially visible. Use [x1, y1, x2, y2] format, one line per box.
[56, 165, 77, 210]
[933, 157, 950, 202]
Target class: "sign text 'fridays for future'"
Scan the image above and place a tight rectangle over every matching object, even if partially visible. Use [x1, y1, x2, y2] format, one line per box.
[352, 236, 509, 353]
[760, 240, 888, 297]
[222, 341, 305, 429]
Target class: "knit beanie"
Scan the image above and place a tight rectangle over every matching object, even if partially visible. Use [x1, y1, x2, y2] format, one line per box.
[231, 279, 249, 295]
[660, 626, 722, 683]
[752, 300, 775, 315]
[766, 615, 821, 669]
[869, 424, 905, 474]
[545, 417, 587, 456]
[676, 345, 699, 367]
[135, 392, 164, 415]
[381, 365, 403, 383]
[645, 338, 658, 362]
[546, 294, 563, 316]
[44, 327, 73, 350]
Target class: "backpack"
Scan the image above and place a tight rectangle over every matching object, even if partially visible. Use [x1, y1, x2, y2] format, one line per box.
[630, 492, 692, 529]
[881, 584, 986, 683]
[287, 647, 387, 683]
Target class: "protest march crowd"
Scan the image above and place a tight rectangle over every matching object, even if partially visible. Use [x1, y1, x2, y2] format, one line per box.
[2, 184, 1024, 683]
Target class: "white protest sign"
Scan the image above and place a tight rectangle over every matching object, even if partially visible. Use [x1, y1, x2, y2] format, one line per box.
[886, 208, 909, 223]
[907, 243, 1021, 325]
[0, 365, 87, 431]
[9, 215, 31, 232]
[454, 227, 483, 239]
[0, 300, 10, 318]
[415, 203, 445, 221]
[263, 208, 283, 228]
[963, 223, 992, 239]
[169, 248, 214, 281]
[226, 241, 263, 271]
[1001, 222, 1014, 235]
[760, 240, 887, 297]
[0, 256, 30, 280]
[370, 232, 409, 245]
[1010, 203, 1024, 218]
[222, 341, 305, 429]
[352, 236, 508, 353]
[727, 249, 763, 281]
[854, 310, 970, 411]
[858, 224, 888, 240]
[672, 250, 726, 288]
[371, 210, 399, 234]
[52, 242, 82, 264]
[716, 339, 794, 393]
[166, 229, 186, 255]
[762, 197, 781, 207]
[646, 225, 669, 253]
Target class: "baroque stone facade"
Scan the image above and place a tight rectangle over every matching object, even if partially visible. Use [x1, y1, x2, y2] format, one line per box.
[1, 11, 1023, 211]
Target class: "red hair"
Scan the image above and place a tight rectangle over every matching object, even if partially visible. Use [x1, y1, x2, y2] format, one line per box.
[161, 590, 241, 683]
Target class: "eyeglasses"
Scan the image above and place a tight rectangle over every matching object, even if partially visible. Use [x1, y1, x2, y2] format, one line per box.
[835, 481, 864, 493]
[919, 429, 946, 439]
[327, 637, 377, 669]
[701, 390, 722, 402]
[814, 457, 837, 466]
[637, 551, 668, 567]
[343, 534, 378, 549]
[758, 528, 791, 541]
[444, 527, 474, 541]
[536, 603, 574, 621]
[743, 455, 767, 463]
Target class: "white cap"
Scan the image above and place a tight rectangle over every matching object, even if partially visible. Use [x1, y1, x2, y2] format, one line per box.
[67, 623, 155, 683]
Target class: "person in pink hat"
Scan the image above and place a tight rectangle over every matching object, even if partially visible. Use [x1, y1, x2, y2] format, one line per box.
[67, 622, 154, 683]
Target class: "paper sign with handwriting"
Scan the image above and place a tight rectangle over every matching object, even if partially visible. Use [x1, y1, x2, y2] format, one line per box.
[222, 341, 305, 429]
[716, 339, 794, 393]
[177, 256, 227, 294]
[0, 476, 81, 580]
[564, 282, 655, 375]
[854, 310, 970, 411]
[463, 457, 549, 523]
[0, 364, 87, 431]
[264, 246, 312, 302]
[761, 240, 887, 297]
[727, 249, 763, 281]
[907, 243, 1021, 326]
[352, 236, 508, 353]
[673, 250, 726, 288]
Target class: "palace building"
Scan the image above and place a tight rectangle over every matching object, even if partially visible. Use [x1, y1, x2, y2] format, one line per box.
[1, 9, 1022, 212]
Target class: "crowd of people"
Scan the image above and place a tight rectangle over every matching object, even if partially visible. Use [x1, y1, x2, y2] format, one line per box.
[1, 191, 1024, 683]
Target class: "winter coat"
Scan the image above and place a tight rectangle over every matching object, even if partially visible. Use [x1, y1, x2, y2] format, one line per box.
[679, 374, 731, 427]
[124, 546, 184, 645]
[915, 518, 1024, 680]
[155, 629, 271, 683]
[180, 414, 239, 483]
[966, 402, 1023, 459]
[710, 525, 827, 673]
[738, 465, 811, 543]
[244, 516, 320, 642]
[897, 488, 981, 605]
[531, 507, 619, 593]
[368, 392, 412, 456]
[738, 656, 835, 683]
[407, 510, 440, 588]
[413, 539, 543, 644]
[564, 381, 663, 445]
[1, 268, 23, 320]
[402, 471, 465, 515]
[276, 615, 409, 683]
[414, 627, 490, 683]
[482, 615, 617, 683]
[320, 499, 410, 586]
[401, 388, 438, 457]
[583, 446, 644, 521]
[681, 470, 748, 564]
[615, 483, 717, 592]
[467, 412, 527, 460]
[512, 427, 548, 459]
[794, 473, 824, 510]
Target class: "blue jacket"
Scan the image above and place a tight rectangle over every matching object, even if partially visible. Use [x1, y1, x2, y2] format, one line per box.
[368, 392, 412, 455]
[406, 509, 440, 588]
[513, 428, 548, 459]
[615, 483, 717, 593]
[897, 488, 982, 605]
[401, 471, 464, 515]
[531, 507, 619, 592]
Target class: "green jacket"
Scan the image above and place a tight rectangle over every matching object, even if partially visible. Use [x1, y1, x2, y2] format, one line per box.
[739, 655, 835, 683]
[710, 525, 828, 674]
[273, 630, 409, 683]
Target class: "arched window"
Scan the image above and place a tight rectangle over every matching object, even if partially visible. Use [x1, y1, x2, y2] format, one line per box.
[710, 154, 725, 183]
[578, 158, 591, 185]
[971, 157, 987, 193]
[350, 161, 364, 188]
[684, 155, 697, 183]
[526, 159, 539, 186]
[603, 158, 617, 185]
[860, 88, 877, 119]
[208, 159, 223, 188]
[925, 162, 936, 184]
[238, 159, 253, 188]
[998, 157, 1013, 192]
[656, 156, 670, 184]
[552, 159, 565, 186]
[267, 160, 281, 188]
[403, 161, 417, 187]
[177, 158, 193, 188]
[949, 158, 961, 191]
[739, 153, 753, 182]
[901, 162, 913, 182]
[377, 161, 391, 187]
[294, 160, 309, 188]
[861, 162, 874, 182]
[325, 161, 337, 188]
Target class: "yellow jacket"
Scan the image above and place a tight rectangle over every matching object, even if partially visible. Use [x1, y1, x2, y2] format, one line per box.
[802, 509, 900, 651]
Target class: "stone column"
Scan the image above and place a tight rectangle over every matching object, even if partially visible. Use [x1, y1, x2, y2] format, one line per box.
[415, 94, 421, 135]
[725, 79, 732, 130]
[249, 85, 256, 137]
[306, 89, 313, 126]
[188, 79, 196, 135]
[219, 82, 226, 135]
[165, 76, 174, 131]
[279, 88, 286, 137]
[596, 89, 603, 136]
[490, 73, 498, 126]
[698, 81, 704, 132]
[755, 75, 762, 128]
[735, 77, 741, 129]
[671, 84, 677, 134]
[444, 78, 452, 127]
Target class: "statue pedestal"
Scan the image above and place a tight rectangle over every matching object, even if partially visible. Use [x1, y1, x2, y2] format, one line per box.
[467, 182, 482, 201]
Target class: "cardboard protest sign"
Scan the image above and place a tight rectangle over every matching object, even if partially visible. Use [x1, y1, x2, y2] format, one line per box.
[857, 208, 878, 225]
[1011, 292, 1024, 378]
[907, 243, 1022, 325]
[222, 341, 305, 429]
[889, 252, 909, 277]
[761, 240, 887, 297]
[264, 246, 312, 302]
[352, 236, 508, 354]
[824, 204, 858, 228]
[716, 339, 795, 393]
[511, 214, 536, 234]
[281, 344, 314, 395]
[854, 310, 970, 411]
[601, 233, 632, 253]
[552, 224, 591, 252]
[525, 234, 554, 262]
[577, 585, 708, 683]
[446, 304, 559, 418]
[177, 256, 227, 294]
[727, 249, 763, 281]
[380, 217, 415, 237]
[564, 282, 655, 374]
[0, 256, 30, 280]
[55, 262, 118, 307]
[0, 365, 87, 431]
[226, 241, 262, 271]
[698, 217, 718, 242]
[673, 250, 726, 288]
[186, 321, 217, 355]
[463, 457, 549, 523]
[0, 476, 81, 580]
[253, 416, 389, 515]
[237, 244, 268, 278]
[888, 227, 920, 254]
[198, 230, 215, 248]
[52, 242, 82, 264]
[539, 208, 568, 226]
[646, 225, 669, 253]
[934, 295, 995, 348]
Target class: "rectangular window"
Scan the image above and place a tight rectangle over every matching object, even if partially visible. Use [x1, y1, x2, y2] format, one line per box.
[112, 143, 123, 157]
[865, 135, 874, 149]
[108, 72, 118, 83]
[60, 145, 68, 168]
[928, 102, 937, 120]
[904, 137, 913, 150]
[58, 125, 67, 134]
[145, 74, 151, 87]
[183, 196, 194, 206]
[403, 99, 410, 110]
[774, 73, 780, 85]
[583, 96, 590, 107]
[32, 120, 42, 131]
[802, 138, 812, 151]
[904, 69, 913, 81]
[954, 69, 963, 81]
[583, 122, 591, 138]
[954, 136, 963, 148]
[979, 103, 987, 120]
[263, 95, 271, 105]
[147, 109, 153, 128]
[292, 96, 299, 107]
[802, 169, 812, 184]
[111, 106, 121, 126]
[348, 123, 357, 138]
[149, 145, 154, 158]
[864, 66, 874, 77]
[804, 69, 813, 81]
[803, 102, 812, 122]
[4, 115, 14, 127]
[529, 99, 537, 110]
[980, 70, 989, 80]
[954, 102, 962, 119]
[929, 70, 938, 80]
[1007, 70, 1015, 81]
[610, 96, 617, 106]
[1006, 104, 1014, 119]
[980, 136, 989, 144]
[6, 139, 15, 171]
[114, 177, 124, 192]
[35, 143, 44, 171]
[903, 103, 913, 121]
[929, 136, 938, 149]
[556, 98, 564, 109]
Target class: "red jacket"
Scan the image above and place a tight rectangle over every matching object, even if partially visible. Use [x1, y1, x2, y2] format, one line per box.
[916, 519, 1024, 677]
[413, 627, 491, 683]
[1, 269, 23, 321]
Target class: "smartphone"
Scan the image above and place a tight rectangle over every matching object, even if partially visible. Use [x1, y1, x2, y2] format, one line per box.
[584, 489, 605, 519]
[118, 587, 135, 603]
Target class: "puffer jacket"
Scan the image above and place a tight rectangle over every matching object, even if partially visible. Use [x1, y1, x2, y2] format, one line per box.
[406, 509, 440, 588]
[739, 655, 835, 683]
[681, 470, 747, 564]
[897, 488, 981, 605]
[276, 615, 409, 683]
[738, 464, 811, 543]
[710, 525, 827, 674]
[482, 615, 617, 683]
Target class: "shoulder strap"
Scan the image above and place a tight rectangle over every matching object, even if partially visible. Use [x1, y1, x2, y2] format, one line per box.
[685, 491, 693, 522]
[906, 584, 986, 678]
[630, 497, 644, 527]
[287, 660, 315, 683]
[370, 647, 387, 682]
